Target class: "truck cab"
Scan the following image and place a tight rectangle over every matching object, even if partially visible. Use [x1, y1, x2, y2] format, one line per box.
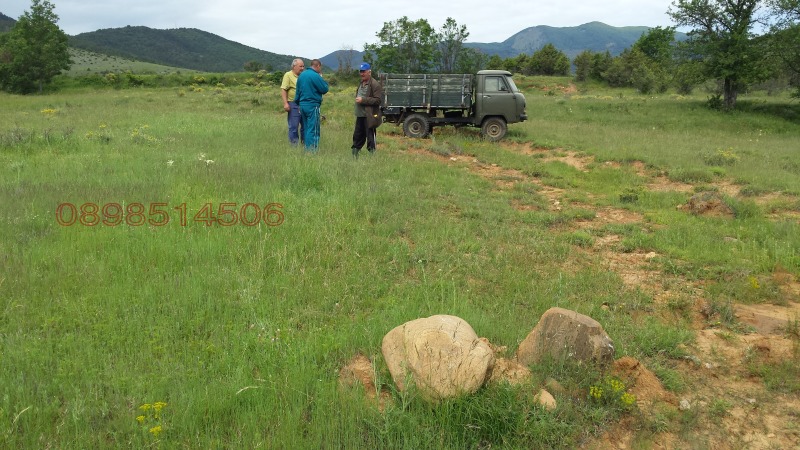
[474, 70, 528, 127]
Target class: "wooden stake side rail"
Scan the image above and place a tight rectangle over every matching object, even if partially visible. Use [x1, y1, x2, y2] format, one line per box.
[380, 73, 474, 110]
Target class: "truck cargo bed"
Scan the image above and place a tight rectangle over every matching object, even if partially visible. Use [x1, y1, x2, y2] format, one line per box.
[380, 73, 473, 109]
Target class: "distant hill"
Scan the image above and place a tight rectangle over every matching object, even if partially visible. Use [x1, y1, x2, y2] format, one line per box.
[0, 12, 16, 32]
[320, 49, 366, 72]
[465, 22, 662, 60]
[69, 26, 299, 73]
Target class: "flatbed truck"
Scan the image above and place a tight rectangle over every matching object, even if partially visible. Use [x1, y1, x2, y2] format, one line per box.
[380, 70, 527, 141]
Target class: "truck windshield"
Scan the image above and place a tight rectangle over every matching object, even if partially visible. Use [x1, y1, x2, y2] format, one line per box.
[505, 77, 520, 92]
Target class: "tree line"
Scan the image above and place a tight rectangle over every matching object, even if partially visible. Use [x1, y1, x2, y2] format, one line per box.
[2, 0, 799, 110]
[362, 16, 487, 74]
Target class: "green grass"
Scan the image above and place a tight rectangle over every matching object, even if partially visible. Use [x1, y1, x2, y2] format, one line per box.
[66, 48, 192, 76]
[1, 74, 799, 448]
[525, 76, 800, 194]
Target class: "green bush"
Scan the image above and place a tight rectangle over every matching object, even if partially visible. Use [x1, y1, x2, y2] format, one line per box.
[703, 148, 740, 166]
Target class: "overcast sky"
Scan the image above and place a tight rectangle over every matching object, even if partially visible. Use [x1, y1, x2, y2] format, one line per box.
[3, 0, 678, 59]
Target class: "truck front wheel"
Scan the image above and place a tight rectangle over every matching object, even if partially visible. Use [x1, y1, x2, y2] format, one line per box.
[403, 114, 430, 138]
[481, 117, 507, 142]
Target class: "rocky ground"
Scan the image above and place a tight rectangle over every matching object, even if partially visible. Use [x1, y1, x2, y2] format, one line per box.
[342, 135, 800, 449]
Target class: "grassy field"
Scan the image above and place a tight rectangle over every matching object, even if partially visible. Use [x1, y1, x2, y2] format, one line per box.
[66, 48, 193, 76]
[1, 75, 799, 448]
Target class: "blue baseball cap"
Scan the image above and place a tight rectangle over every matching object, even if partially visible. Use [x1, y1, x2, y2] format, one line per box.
[359, 63, 371, 71]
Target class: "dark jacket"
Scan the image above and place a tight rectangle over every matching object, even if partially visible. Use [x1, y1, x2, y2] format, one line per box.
[358, 76, 383, 129]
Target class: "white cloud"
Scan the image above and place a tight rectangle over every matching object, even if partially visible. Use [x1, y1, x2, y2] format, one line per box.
[2, 0, 677, 57]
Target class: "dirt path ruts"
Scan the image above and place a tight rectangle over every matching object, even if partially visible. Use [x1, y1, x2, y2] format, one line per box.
[403, 139, 800, 450]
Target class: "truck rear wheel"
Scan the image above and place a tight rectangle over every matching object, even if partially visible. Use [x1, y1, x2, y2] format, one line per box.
[481, 117, 507, 142]
[403, 114, 430, 138]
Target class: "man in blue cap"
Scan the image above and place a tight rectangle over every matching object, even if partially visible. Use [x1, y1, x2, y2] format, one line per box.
[294, 59, 329, 151]
[351, 62, 382, 158]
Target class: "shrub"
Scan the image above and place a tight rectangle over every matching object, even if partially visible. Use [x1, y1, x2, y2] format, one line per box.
[703, 148, 740, 166]
[619, 187, 641, 203]
[707, 94, 724, 110]
[567, 231, 595, 248]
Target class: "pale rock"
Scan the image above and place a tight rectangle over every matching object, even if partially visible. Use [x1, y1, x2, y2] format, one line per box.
[536, 389, 557, 411]
[381, 315, 495, 402]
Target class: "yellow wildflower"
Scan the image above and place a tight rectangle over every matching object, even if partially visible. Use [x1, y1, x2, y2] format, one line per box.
[149, 425, 162, 438]
[589, 385, 603, 400]
[621, 392, 637, 406]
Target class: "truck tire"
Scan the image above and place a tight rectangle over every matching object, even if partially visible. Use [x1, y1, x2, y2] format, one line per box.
[481, 117, 507, 142]
[403, 114, 430, 138]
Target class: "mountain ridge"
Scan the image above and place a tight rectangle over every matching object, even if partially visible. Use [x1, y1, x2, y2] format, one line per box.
[0, 13, 675, 73]
[68, 26, 299, 73]
[465, 21, 658, 60]
[0, 12, 16, 32]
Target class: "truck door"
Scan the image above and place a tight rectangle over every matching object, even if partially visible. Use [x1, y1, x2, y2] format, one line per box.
[476, 75, 515, 123]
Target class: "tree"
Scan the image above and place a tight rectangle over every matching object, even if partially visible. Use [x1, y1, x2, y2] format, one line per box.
[591, 51, 614, 81]
[572, 50, 616, 83]
[455, 47, 488, 73]
[438, 18, 469, 72]
[668, 0, 768, 109]
[573, 50, 593, 82]
[0, 0, 70, 94]
[767, 0, 800, 96]
[631, 27, 678, 93]
[364, 16, 440, 73]
[634, 26, 677, 66]
[603, 48, 650, 87]
[486, 54, 504, 70]
[527, 43, 570, 76]
[503, 53, 528, 74]
[673, 59, 706, 93]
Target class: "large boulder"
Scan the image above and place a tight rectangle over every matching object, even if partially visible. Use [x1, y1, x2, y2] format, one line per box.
[381, 315, 495, 402]
[516, 307, 615, 368]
